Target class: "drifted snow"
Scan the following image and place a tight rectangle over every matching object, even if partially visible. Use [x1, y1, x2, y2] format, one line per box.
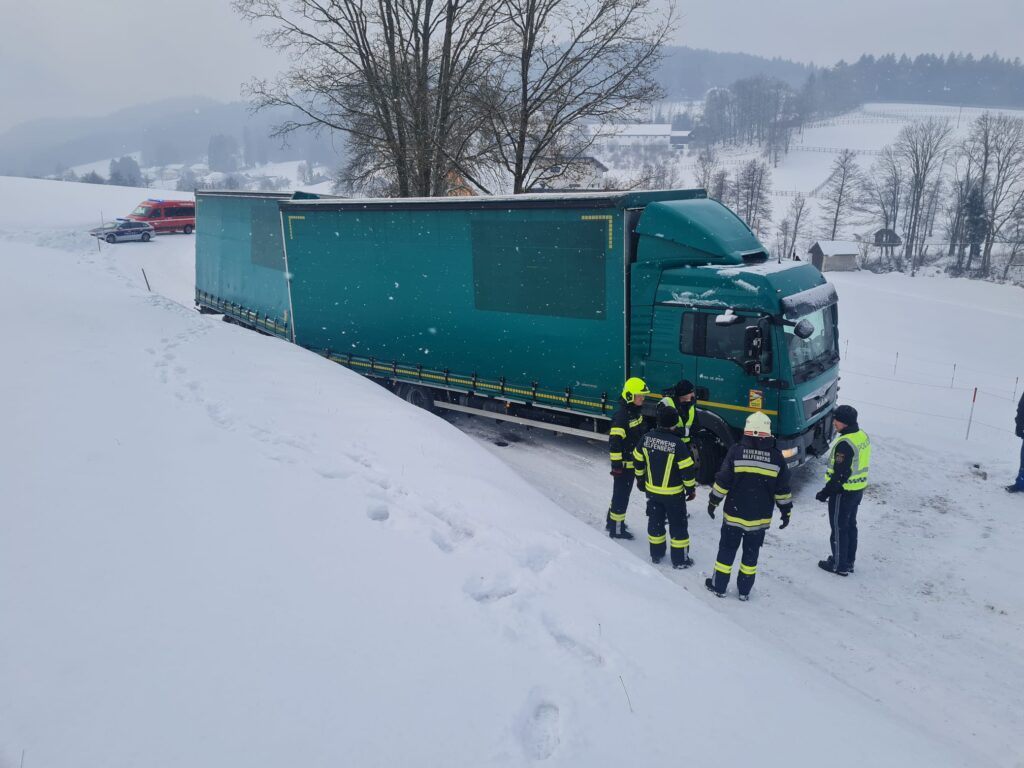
[0, 177, 1020, 768]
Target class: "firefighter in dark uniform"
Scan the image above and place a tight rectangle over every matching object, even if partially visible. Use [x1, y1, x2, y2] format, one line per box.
[705, 411, 793, 600]
[658, 379, 696, 444]
[606, 377, 650, 539]
[632, 403, 698, 567]
[817, 404, 871, 576]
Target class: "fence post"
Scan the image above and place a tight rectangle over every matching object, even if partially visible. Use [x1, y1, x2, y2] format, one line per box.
[965, 387, 977, 440]
[950, 363, 956, 389]
[1014, 376, 1020, 402]
[893, 351, 899, 377]
[844, 339, 849, 359]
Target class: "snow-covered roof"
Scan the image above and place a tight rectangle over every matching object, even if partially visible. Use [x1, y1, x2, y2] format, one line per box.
[592, 123, 674, 138]
[812, 240, 860, 256]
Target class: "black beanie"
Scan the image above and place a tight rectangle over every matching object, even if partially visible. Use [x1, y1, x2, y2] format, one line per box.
[674, 379, 695, 398]
[833, 404, 858, 426]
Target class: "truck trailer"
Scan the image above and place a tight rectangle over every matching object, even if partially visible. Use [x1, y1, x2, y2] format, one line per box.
[195, 189, 840, 480]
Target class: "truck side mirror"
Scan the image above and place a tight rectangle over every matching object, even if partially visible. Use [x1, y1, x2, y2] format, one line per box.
[793, 319, 815, 339]
[743, 326, 763, 375]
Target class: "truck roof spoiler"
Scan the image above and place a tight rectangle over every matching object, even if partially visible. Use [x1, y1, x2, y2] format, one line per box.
[780, 282, 838, 319]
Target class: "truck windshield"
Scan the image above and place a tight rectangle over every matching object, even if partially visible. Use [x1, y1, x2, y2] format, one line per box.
[785, 306, 838, 383]
[131, 205, 155, 217]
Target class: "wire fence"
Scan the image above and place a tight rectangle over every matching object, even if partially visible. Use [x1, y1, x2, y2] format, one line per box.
[836, 337, 1021, 440]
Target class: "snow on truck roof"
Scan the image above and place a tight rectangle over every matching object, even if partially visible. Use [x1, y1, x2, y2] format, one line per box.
[279, 189, 707, 211]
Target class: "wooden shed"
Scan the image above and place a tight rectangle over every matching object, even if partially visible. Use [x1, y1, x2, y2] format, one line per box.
[808, 240, 860, 272]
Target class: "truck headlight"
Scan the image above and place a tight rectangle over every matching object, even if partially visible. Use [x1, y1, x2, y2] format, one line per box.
[781, 447, 799, 459]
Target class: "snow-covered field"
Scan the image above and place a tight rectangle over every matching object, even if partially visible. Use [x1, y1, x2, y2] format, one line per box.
[1, 176, 1023, 767]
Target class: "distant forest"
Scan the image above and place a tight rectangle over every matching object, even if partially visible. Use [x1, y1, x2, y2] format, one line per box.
[802, 53, 1024, 114]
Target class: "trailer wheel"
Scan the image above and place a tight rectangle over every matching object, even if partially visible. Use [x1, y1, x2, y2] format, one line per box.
[401, 384, 435, 413]
[691, 430, 725, 485]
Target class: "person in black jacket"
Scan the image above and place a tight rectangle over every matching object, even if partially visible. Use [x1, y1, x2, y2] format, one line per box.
[1009, 392, 1024, 493]
[632, 403, 698, 567]
[659, 379, 696, 445]
[606, 377, 650, 539]
[816, 404, 871, 576]
[704, 411, 793, 601]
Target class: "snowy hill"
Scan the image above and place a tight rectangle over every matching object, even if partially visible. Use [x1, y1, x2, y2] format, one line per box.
[1, 177, 1022, 767]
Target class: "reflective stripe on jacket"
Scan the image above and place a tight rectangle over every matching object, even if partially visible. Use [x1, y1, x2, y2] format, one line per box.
[632, 428, 697, 496]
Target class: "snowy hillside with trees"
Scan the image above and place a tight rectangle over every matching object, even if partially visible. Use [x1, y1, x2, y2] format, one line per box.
[1, 176, 1023, 767]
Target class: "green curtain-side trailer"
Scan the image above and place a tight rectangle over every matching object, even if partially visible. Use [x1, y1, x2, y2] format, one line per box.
[278, 191, 708, 420]
[194, 191, 307, 339]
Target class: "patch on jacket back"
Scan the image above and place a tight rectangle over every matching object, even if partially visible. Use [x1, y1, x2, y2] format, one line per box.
[644, 437, 677, 453]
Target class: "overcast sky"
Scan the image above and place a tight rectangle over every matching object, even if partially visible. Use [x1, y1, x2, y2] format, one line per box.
[1, 0, 1021, 133]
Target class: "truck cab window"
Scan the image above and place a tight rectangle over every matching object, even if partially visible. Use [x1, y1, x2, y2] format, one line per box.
[702, 316, 748, 361]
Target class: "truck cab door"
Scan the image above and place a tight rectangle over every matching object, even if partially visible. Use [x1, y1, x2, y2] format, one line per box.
[692, 311, 779, 432]
[641, 306, 700, 399]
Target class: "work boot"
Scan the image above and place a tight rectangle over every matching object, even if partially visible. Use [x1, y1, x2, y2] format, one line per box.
[737, 594, 750, 602]
[651, 555, 663, 564]
[672, 556, 695, 569]
[609, 526, 635, 540]
[1007, 485, 1023, 493]
[704, 577, 725, 597]
[818, 559, 848, 576]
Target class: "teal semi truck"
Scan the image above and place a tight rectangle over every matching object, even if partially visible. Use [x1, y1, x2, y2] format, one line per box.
[195, 189, 840, 480]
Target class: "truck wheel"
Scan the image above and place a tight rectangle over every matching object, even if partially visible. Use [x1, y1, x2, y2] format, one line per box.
[141, 232, 151, 242]
[183, 225, 193, 235]
[105, 234, 116, 244]
[690, 430, 724, 485]
[401, 384, 435, 412]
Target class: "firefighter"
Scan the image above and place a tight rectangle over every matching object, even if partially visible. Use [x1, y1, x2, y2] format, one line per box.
[816, 404, 871, 576]
[632, 403, 698, 567]
[606, 377, 650, 539]
[658, 379, 696, 444]
[704, 411, 793, 601]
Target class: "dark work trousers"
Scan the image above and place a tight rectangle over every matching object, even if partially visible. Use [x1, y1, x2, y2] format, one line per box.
[711, 525, 766, 596]
[646, 494, 690, 565]
[1016, 439, 1024, 489]
[606, 472, 634, 534]
[828, 489, 864, 570]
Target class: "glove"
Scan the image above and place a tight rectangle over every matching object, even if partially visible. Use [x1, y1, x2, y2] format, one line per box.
[815, 489, 830, 503]
[610, 467, 624, 477]
[707, 502, 717, 519]
[779, 513, 791, 529]
[636, 479, 646, 493]
[685, 487, 696, 502]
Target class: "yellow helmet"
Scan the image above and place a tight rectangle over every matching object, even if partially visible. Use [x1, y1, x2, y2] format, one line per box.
[621, 377, 650, 404]
[744, 411, 772, 436]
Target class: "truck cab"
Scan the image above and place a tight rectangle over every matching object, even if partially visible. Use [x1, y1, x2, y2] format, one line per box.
[630, 199, 838, 480]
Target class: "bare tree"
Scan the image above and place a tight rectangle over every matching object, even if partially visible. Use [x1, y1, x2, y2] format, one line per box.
[708, 168, 730, 202]
[479, 0, 672, 193]
[819, 149, 863, 241]
[782, 192, 809, 259]
[964, 113, 1024, 275]
[694, 147, 720, 192]
[733, 158, 772, 237]
[233, 0, 501, 197]
[896, 118, 952, 274]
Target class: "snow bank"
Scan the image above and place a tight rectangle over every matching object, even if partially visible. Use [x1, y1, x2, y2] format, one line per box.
[0, 177, 987, 766]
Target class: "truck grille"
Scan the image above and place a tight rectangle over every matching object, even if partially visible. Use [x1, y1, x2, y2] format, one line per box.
[802, 380, 838, 422]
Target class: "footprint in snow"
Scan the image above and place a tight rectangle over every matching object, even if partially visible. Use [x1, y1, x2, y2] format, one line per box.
[518, 693, 561, 762]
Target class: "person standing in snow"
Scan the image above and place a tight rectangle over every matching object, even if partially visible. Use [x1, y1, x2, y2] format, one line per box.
[632, 403, 698, 567]
[816, 405, 871, 576]
[1008, 392, 1024, 493]
[704, 411, 792, 600]
[658, 378, 696, 445]
[606, 377, 650, 539]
